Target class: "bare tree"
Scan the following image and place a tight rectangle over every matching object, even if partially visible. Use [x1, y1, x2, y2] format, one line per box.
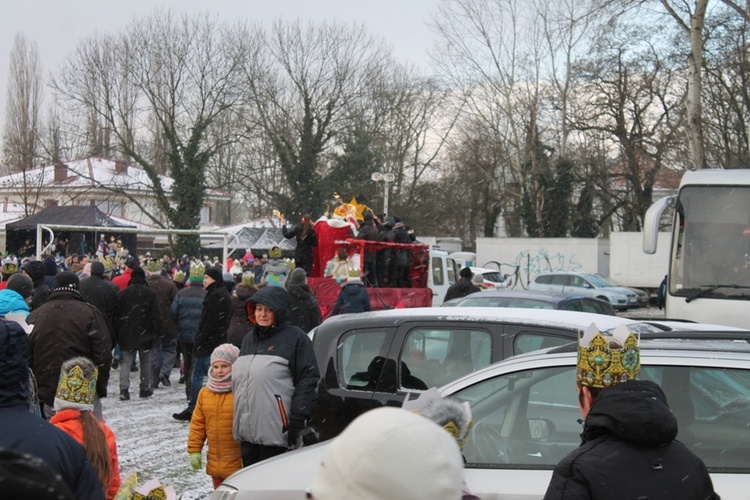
[2, 33, 44, 216]
[242, 19, 390, 217]
[52, 11, 252, 255]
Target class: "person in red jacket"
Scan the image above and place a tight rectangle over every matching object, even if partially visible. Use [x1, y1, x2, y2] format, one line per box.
[50, 356, 121, 499]
[187, 343, 242, 489]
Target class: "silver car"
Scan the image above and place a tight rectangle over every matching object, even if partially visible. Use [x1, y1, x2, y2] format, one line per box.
[212, 332, 750, 499]
[529, 272, 638, 310]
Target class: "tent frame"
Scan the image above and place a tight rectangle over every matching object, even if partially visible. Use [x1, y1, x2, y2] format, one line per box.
[36, 224, 238, 265]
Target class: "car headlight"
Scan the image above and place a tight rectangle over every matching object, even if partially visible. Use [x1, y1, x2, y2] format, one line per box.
[209, 485, 238, 500]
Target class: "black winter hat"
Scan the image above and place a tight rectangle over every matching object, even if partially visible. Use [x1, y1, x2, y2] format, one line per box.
[286, 267, 307, 286]
[90, 261, 105, 277]
[459, 267, 473, 279]
[7, 274, 33, 299]
[130, 266, 146, 281]
[52, 271, 80, 291]
[205, 266, 224, 283]
[22, 261, 45, 282]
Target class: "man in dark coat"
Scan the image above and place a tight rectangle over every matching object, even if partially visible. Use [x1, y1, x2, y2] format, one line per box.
[282, 214, 318, 275]
[543, 327, 718, 500]
[284, 268, 322, 332]
[444, 267, 481, 302]
[389, 220, 413, 288]
[114, 266, 161, 400]
[170, 271, 207, 401]
[356, 211, 379, 287]
[227, 275, 257, 348]
[376, 217, 394, 287]
[79, 261, 118, 353]
[22, 260, 49, 311]
[0, 317, 105, 499]
[28, 271, 111, 419]
[173, 266, 231, 421]
[233, 286, 320, 466]
[146, 261, 178, 388]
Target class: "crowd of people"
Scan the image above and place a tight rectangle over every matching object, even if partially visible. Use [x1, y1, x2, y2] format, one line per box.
[0, 214, 720, 499]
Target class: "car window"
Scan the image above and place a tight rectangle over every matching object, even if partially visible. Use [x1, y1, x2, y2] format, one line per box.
[400, 328, 492, 389]
[514, 332, 573, 355]
[534, 275, 552, 285]
[550, 275, 567, 286]
[481, 271, 505, 283]
[453, 363, 750, 471]
[563, 300, 583, 312]
[339, 329, 391, 390]
[568, 275, 586, 287]
[432, 256, 444, 286]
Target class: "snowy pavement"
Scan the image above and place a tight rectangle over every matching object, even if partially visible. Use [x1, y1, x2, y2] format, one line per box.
[103, 367, 214, 499]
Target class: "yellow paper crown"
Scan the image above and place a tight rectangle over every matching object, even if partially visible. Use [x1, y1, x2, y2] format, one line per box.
[173, 270, 186, 283]
[347, 268, 360, 278]
[269, 246, 282, 259]
[241, 272, 255, 287]
[577, 324, 640, 388]
[102, 257, 115, 271]
[146, 259, 161, 273]
[190, 261, 205, 277]
[55, 364, 98, 406]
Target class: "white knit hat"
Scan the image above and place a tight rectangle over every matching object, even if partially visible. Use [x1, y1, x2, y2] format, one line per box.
[310, 407, 464, 500]
[210, 343, 240, 365]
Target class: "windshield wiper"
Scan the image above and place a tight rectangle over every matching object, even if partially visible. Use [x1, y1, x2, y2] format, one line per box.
[685, 284, 750, 303]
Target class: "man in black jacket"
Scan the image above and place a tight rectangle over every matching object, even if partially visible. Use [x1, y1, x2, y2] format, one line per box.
[543, 326, 718, 500]
[444, 267, 481, 302]
[0, 316, 105, 499]
[173, 266, 231, 421]
[114, 266, 161, 400]
[284, 268, 322, 333]
[233, 286, 320, 466]
[79, 261, 118, 356]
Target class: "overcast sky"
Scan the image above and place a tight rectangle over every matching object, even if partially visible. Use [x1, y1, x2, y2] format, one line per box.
[0, 0, 440, 125]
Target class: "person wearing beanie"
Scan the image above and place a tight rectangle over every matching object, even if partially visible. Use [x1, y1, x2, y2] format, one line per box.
[233, 286, 320, 467]
[284, 268, 322, 333]
[146, 262, 179, 389]
[0, 274, 34, 319]
[28, 271, 111, 420]
[22, 260, 50, 310]
[0, 320, 106, 500]
[309, 407, 464, 500]
[444, 267, 481, 302]
[187, 343, 242, 489]
[173, 262, 232, 421]
[222, 272, 236, 295]
[471, 273, 489, 291]
[330, 269, 371, 316]
[226, 276, 257, 348]
[113, 266, 161, 400]
[171, 270, 208, 399]
[50, 357, 121, 499]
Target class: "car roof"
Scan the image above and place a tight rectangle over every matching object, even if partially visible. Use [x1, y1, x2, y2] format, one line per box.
[441, 332, 750, 392]
[452, 289, 597, 303]
[315, 306, 662, 335]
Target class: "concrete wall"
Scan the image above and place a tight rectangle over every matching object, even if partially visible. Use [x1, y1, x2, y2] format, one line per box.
[609, 232, 670, 288]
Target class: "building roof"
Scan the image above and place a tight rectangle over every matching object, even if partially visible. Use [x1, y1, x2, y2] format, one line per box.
[0, 157, 231, 200]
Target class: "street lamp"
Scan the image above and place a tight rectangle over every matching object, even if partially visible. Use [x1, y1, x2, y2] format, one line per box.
[371, 172, 395, 216]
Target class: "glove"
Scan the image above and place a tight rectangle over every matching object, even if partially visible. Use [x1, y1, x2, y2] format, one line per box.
[189, 452, 202, 471]
[288, 421, 319, 450]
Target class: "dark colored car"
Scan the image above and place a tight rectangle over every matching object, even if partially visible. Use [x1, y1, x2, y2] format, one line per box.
[441, 289, 617, 316]
[308, 307, 661, 441]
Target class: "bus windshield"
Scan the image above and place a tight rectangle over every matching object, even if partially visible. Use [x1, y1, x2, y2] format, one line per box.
[670, 185, 750, 300]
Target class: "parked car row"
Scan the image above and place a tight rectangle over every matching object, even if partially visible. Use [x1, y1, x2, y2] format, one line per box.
[214, 323, 750, 499]
[528, 271, 648, 310]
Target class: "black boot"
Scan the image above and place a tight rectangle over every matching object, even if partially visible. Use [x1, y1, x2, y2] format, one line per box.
[172, 408, 192, 421]
[119, 389, 130, 401]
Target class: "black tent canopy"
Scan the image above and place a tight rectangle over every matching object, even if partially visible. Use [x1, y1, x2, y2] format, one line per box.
[6, 205, 137, 257]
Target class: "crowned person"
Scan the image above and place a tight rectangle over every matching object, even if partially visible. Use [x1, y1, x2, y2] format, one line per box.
[543, 324, 718, 500]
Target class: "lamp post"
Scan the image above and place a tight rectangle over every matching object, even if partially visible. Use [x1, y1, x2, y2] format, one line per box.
[371, 172, 395, 216]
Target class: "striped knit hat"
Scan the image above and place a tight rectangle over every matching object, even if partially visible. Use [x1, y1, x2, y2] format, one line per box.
[210, 343, 240, 365]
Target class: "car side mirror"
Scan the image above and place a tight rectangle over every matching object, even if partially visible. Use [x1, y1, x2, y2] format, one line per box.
[528, 418, 555, 439]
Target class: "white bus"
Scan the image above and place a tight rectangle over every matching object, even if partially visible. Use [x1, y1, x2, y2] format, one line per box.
[643, 169, 750, 329]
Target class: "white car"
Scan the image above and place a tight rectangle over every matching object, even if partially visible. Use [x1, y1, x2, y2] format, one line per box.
[529, 272, 637, 310]
[470, 266, 507, 289]
[212, 331, 750, 500]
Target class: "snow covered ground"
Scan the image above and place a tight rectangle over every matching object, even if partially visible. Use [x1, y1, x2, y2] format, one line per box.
[103, 367, 214, 499]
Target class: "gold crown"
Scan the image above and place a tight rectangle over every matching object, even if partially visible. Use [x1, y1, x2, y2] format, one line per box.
[269, 246, 282, 259]
[190, 262, 205, 277]
[173, 270, 186, 283]
[241, 272, 255, 287]
[102, 257, 115, 271]
[55, 364, 98, 406]
[577, 324, 640, 388]
[347, 268, 360, 278]
[146, 260, 161, 273]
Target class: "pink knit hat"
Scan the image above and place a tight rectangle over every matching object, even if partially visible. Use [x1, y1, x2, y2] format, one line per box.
[210, 343, 240, 365]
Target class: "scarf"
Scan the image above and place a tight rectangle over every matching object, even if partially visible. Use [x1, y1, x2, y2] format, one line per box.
[206, 370, 232, 393]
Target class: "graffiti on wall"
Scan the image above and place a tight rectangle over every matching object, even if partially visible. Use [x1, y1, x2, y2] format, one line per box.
[499, 248, 583, 288]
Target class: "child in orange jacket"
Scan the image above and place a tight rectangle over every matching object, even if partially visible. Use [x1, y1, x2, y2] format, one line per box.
[188, 343, 242, 488]
[50, 356, 121, 499]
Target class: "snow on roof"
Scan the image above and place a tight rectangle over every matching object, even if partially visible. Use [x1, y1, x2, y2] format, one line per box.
[0, 157, 230, 199]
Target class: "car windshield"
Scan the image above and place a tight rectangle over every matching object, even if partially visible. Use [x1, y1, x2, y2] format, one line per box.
[450, 363, 750, 471]
[597, 275, 621, 287]
[482, 272, 505, 283]
[583, 274, 611, 287]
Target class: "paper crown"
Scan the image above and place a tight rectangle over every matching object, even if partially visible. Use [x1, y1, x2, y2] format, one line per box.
[102, 257, 115, 271]
[190, 261, 205, 279]
[347, 268, 360, 278]
[146, 259, 161, 273]
[241, 272, 255, 287]
[55, 364, 98, 406]
[577, 324, 640, 388]
[173, 270, 186, 283]
[3, 256, 18, 274]
[269, 246, 282, 259]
